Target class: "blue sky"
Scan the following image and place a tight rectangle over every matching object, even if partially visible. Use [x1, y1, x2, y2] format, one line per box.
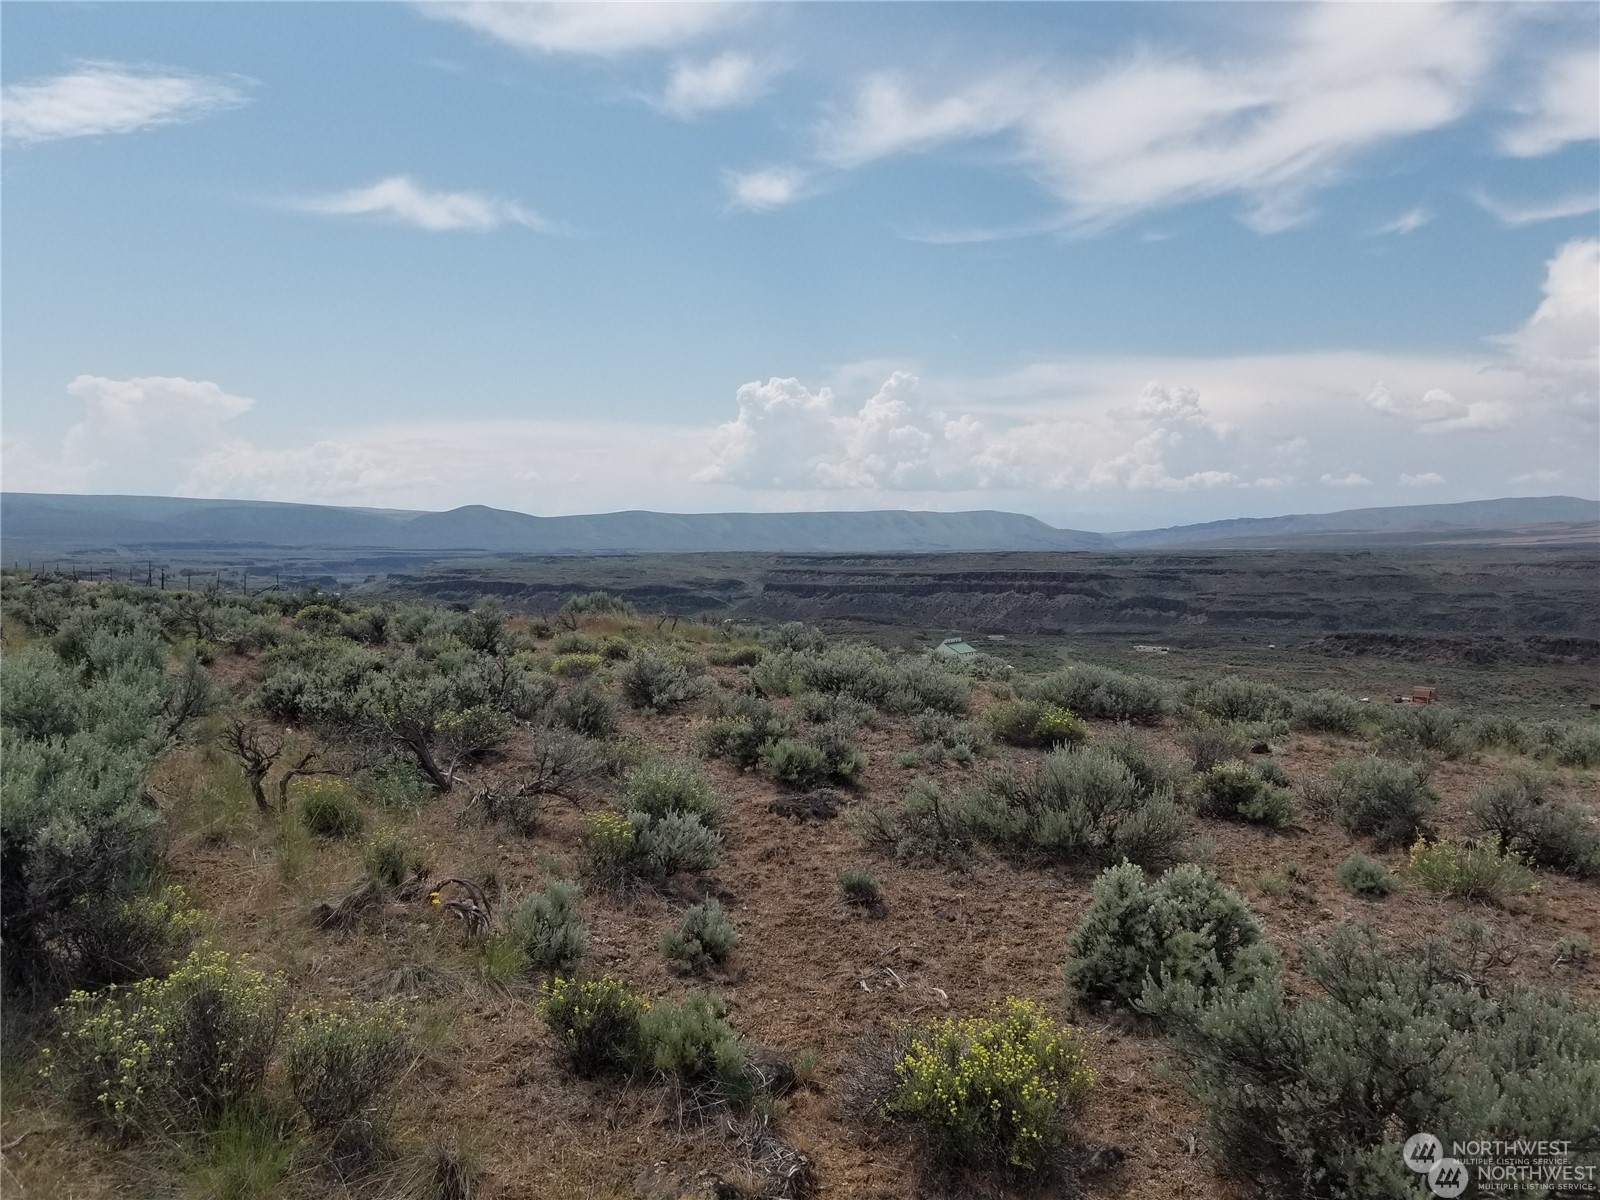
[2, 1, 1596, 529]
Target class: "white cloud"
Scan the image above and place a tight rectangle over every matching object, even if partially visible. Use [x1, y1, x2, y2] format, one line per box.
[1365, 382, 1511, 434]
[184, 419, 703, 511]
[656, 52, 779, 118]
[1400, 472, 1445, 486]
[819, 72, 1033, 167]
[420, 2, 738, 58]
[697, 373, 1246, 494]
[813, 5, 1500, 232]
[1499, 48, 1600, 157]
[1321, 472, 1373, 487]
[1, 62, 247, 146]
[1378, 206, 1432, 235]
[1472, 188, 1600, 227]
[4, 376, 254, 492]
[725, 166, 809, 211]
[1497, 238, 1600, 393]
[292, 176, 556, 232]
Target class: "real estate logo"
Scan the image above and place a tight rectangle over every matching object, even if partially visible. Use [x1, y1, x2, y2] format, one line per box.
[1403, 1133, 1597, 1195]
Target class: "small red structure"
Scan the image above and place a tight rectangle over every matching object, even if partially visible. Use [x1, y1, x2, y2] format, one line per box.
[1412, 686, 1438, 705]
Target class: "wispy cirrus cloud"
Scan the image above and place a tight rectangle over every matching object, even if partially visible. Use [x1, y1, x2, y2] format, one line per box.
[808, 5, 1502, 233]
[419, 1, 740, 58]
[1471, 188, 1600, 228]
[655, 52, 781, 118]
[291, 176, 558, 233]
[1498, 47, 1600, 158]
[1377, 206, 1432, 236]
[1, 62, 248, 146]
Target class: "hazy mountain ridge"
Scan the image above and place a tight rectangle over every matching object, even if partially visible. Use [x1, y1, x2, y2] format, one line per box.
[2, 492, 1593, 559]
[1110, 496, 1599, 548]
[0, 494, 1107, 555]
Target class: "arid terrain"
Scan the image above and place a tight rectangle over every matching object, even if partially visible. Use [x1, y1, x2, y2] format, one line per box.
[2, 568, 1597, 1200]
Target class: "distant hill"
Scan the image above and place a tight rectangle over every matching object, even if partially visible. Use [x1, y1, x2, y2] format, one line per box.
[0, 493, 1107, 557]
[1105, 496, 1600, 549]
[2, 492, 1593, 563]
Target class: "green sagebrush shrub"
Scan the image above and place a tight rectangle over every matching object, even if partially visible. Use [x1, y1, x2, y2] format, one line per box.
[1064, 862, 1278, 1012]
[762, 722, 866, 788]
[1186, 676, 1293, 724]
[1314, 757, 1437, 849]
[1468, 769, 1600, 877]
[961, 739, 1189, 869]
[586, 810, 721, 885]
[619, 650, 706, 712]
[48, 950, 286, 1141]
[639, 991, 756, 1105]
[1195, 763, 1296, 828]
[539, 975, 648, 1077]
[851, 779, 974, 866]
[508, 880, 588, 972]
[754, 641, 970, 715]
[624, 758, 726, 827]
[911, 709, 992, 756]
[1022, 664, 1169, 725]
[1178, 723, 1245, 772]
[696, 692, 789, 768]
[660, 899, 738, 974]
[793, 689, 878, 729]
[283, 1001, 411, 1130]
[1292, 689, 1367, 736]
[1379, 703, 1471, 759]
[548, 680, 618, 740]
[1335, 852, 1398, 898]
[885, 997, 1094, 1171]
[1160, 924, 1600, 1200]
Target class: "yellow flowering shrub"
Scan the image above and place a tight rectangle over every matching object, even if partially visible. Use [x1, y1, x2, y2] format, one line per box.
[47, 950, 285, 1141]
[886, 997, 1094, 1169]
[283, 1000, 412, 1129]
[539, 975, 649, 1077]
[1405, 838, 1536, 904]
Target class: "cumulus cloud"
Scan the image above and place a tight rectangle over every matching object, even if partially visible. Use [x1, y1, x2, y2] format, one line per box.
[1320, 472, 1373, 487]
[812, 4, 1500, 232]
[1472, 188, 1600, 227]
[420, 2, 738, 58]
[291, 176, 557, 232]
[1365, 382, 1511, 434]
[1400, 472, 1445, 486]
[1497, 238, 1600, 386]
[656, 52, 779, 118]
[725, 166, 809, 211]
[1499, 48, 1600, 158]
[2, 62, 247, 146]
[4, 376, 254, 492]
[697, 374, 1245, 494]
